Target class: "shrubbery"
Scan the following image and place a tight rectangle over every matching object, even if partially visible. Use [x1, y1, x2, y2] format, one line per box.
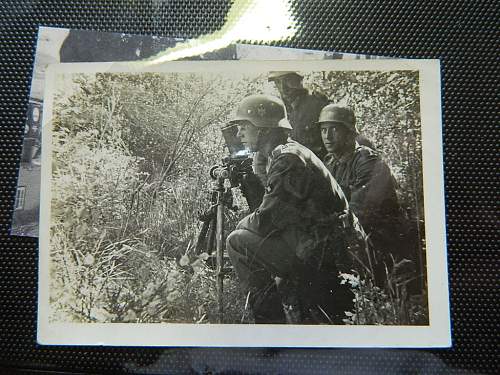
[49, 71, 427, 324]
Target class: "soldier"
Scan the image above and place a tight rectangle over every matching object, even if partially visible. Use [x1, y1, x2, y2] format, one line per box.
[268, 71, 329, 157]
[268, 71, 375, 154]
[226, 95, 362, 324]
[245, 72, 331, 188]
[317, 104, 416, 285]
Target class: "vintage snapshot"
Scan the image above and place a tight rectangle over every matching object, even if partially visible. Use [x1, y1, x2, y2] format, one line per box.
[12, 26, 364, 238]
[38, 59, 450, 347]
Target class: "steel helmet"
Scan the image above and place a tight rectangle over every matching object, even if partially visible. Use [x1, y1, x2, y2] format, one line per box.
[229, 94, 292, 129]
[268, 71, 303, 82]
[317, 104, 358, 134]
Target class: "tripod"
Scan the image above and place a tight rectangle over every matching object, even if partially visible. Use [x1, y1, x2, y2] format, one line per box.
[195, 165, 237, 323]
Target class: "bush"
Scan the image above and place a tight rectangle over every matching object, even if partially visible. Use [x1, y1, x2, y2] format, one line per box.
[49, 70, 427, 325]
[340, 264, 428, 326]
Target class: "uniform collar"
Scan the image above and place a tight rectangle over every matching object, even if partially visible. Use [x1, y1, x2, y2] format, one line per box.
[325, 143, 358, 164]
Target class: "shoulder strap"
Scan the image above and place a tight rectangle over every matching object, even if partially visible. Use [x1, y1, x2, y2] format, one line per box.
[271, 142, 308, 165]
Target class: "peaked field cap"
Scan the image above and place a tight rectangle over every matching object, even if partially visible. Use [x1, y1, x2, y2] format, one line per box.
[317, 104, 358, 134]
[268, 71, 304, 81]
[229, 94, 292, 129]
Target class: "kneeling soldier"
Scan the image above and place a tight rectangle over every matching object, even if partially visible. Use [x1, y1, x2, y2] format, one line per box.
[226, 94, 363, 324]
[318, 104, 418, 287]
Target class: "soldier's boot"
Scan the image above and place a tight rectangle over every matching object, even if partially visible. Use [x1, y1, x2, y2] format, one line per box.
[275, 277, 302, 324]
[249, 283, 286, 324]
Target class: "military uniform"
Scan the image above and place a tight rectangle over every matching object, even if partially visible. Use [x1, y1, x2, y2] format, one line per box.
[286, 89, 329, 158]
[252, 89, 329, 187]
[284, 88, 375, 154]
[324, 145, 414, 283]
[252, 89, 374, 186]
[227, 141, 357, 324]
[267, 72, 328, 158]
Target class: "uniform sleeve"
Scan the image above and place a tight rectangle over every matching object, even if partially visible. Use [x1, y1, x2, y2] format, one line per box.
[349, 150, 397, 223]
[307, 93, 330, 157]
[239, 171, 265, 212]
[242, 153, 311, 236]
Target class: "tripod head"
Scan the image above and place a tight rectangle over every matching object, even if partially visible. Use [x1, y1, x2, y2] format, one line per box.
[210, 154, 254, 188]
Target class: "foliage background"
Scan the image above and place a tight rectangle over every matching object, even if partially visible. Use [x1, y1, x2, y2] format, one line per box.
[49, 69, 427, 324]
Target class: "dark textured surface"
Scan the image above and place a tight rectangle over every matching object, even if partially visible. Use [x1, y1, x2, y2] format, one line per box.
[0, 0, 498, 374]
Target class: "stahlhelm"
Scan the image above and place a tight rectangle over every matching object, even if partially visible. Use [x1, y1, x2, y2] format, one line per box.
[267, 71, 303, 82]
[229, 94, 292, 129]
[317, 104, 358, 134]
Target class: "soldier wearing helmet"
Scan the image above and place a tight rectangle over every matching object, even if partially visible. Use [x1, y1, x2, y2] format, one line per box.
[318, 104, 416, 285]
[267, 72, 374, 155]
[268, 71, 329, 157]
[226, 95, 362, 324]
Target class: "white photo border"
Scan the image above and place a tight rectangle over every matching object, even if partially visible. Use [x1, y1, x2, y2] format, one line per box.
[38, 59, 450, 347]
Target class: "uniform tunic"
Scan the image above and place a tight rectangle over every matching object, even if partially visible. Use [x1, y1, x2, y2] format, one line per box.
[227, 141, 358, 324]
[286, 89, 329, 158]
[324, 145, 415, 284]
[285, 89, 375, 155]
[324, 145, 401, 230]
[253, 90, 374, 187]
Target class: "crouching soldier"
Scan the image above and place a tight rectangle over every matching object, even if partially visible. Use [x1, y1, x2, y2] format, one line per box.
[226, 94, 364, 324]
[317, 104, 419, 288]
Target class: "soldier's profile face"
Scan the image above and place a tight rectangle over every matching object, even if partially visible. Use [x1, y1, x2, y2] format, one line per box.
[320, 122, 351, 154]
[236, 121, 260, 152]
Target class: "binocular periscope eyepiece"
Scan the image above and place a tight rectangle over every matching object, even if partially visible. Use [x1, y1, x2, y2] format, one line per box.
[221, 123, 247, 159]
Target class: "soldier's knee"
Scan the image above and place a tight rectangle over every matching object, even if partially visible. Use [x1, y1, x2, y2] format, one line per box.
[236, 216, 250, 230]
[226, 229, 247, 254]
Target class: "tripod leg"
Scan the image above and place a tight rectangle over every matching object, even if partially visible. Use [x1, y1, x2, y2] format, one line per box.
[216, 196, 225, 323]
[195, 219, 211, 255]
[207, 216, 216, 256]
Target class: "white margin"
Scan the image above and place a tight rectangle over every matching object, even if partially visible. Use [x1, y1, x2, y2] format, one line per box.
[38, 59, 451, 347]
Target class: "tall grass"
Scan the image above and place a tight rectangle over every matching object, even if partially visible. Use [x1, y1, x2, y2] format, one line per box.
[50, 128, 427, 324]
[50, 91, 426, 325]
[341, 244, 428, 325]
[50, 127, 248, 323]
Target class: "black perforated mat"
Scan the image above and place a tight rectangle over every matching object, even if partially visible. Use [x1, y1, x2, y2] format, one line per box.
[0, 1, 498, 374]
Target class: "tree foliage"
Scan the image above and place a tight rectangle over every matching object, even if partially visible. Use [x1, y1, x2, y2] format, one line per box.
[50, 70, 426, 324]
[308, 70, 424, 223]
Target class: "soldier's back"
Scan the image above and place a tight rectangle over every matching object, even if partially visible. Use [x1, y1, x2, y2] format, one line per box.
[270, 141, 347, 219]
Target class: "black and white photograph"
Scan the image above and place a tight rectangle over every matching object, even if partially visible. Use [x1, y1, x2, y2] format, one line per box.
[38, 59, 449, 347]
[12, 26, 363, 238]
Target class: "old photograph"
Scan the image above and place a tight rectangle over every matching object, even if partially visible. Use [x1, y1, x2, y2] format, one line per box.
[38, 59, 450, 347]
[12, 26, 362, 238]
